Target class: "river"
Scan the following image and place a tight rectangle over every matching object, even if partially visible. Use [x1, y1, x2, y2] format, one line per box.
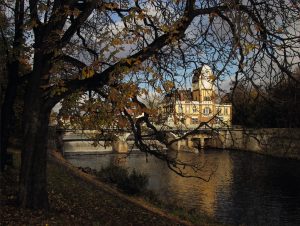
[66, 149, 300, 226]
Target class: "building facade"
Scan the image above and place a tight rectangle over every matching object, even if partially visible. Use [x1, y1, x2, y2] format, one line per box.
[161, 65, 232, 127]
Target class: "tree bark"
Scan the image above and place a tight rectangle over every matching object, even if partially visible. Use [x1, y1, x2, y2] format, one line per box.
[18, 53, 52, 209]
[19, 103, 51, 209]
[19, 106, 51, 209]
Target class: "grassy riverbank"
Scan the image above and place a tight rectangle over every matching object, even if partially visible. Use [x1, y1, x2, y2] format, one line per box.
[1, 150, 224, 226]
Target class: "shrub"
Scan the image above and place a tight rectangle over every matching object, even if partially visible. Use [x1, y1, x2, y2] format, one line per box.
[119, 169, 149, 195]
[97, 164, 128, 184]
[97, 164, 148, 195]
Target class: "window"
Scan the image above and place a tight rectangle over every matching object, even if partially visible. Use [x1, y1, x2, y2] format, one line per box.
[192, 118, 198, 124]
[204, 96, 211, 101]
[203, 107, 211, 115]
[224, 108, 228, 115]
[192, 106, 197, 113]
[178, 105, 183, 113]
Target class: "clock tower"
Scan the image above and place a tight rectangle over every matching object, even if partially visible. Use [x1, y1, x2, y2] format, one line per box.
[192, 65, 216, 102]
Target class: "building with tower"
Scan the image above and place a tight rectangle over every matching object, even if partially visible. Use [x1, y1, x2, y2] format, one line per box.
[161, 65, 232, 127]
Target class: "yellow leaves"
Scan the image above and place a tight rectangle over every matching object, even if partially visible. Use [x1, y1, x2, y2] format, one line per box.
[124, 58, 133, 65]
[163, 81, 175, 92]
[50, 86, 68, 97]
[81, 66, 95, 79]
[122, 57, 142, 69]
[161, 24, 170, 33]
[244, 42, 257, 55]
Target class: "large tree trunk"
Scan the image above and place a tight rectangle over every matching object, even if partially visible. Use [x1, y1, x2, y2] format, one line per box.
[19, 106, 51, 209]
[18, 53, 52, 209]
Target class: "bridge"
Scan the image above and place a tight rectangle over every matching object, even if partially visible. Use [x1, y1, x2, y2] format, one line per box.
[57, 126, 231, 154]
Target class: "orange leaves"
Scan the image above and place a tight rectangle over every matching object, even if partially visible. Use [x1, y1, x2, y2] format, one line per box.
[155, 87, 162, 94]
[117, 117, 128, 128]
[122, 57, 142, 67]
[276, 27, 284, 34]
[108, 88, 119, 102]
[209, 12, 219, 21]
[120, 83, 139, 99]
[111, 38, 123, 46]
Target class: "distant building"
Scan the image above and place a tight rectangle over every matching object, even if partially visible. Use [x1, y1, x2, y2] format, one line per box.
[161, 65, 232, 127]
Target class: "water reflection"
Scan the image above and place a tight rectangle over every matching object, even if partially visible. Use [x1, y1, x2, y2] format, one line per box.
[66, 150, 300, 226]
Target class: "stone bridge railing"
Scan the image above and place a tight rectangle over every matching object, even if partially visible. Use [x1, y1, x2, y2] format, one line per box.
[208, 128, 300, 159]
[52, 127, 300, 159]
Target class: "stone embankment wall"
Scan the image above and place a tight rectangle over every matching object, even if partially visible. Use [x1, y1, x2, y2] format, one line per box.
[208, 128, 300, 160]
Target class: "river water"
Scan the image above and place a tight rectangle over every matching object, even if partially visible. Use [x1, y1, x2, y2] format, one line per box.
[66, 149, 300, 226]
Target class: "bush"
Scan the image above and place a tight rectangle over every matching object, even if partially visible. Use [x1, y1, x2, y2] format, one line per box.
[120, 169, 149, 194]
[98, 164, 128, 184]
[97, 164, 148, 195]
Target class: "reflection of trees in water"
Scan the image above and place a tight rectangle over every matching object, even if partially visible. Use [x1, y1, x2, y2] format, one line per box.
[221, 151, 300, 226]
[145, 151, 234, 217]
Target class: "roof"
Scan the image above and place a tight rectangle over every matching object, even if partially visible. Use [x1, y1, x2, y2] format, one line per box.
[164, 89, 192, 101]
